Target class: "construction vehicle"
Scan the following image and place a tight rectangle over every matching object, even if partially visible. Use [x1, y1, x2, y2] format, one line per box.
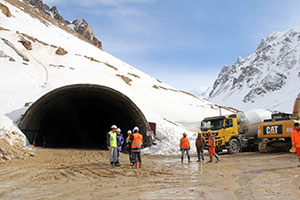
[257, 97, 300, 152]
[201, 109, 272, 153]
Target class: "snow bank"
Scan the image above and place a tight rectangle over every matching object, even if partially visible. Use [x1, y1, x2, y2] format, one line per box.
[143, 118, 197, 155]
[0, 113, 31, 162]
[0, 113, 28, 146]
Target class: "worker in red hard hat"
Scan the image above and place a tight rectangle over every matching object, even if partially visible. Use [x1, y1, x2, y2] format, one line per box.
[291, 122, 300, 167]
[207, 130, 220, 163]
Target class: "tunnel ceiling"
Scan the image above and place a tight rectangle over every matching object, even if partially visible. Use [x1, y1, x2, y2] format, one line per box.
[19, 84, 150, 149]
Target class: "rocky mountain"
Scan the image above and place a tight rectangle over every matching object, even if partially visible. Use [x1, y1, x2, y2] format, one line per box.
[208, 24, 300, 113]
[24, 0, 102, 49]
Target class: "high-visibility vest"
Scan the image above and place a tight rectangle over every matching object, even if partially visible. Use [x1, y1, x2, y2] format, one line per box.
[132, 133, 143, 149]
[291, 128, 300, 147]
[180, 137, 190, 149]
[126, 136, 130, 148]
[200, 135, 204, 146]
[108, 131, 117, 148]
[208, 135, 215, 147]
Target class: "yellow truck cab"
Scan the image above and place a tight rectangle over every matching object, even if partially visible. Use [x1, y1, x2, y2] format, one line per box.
[201, 114, 241, 153]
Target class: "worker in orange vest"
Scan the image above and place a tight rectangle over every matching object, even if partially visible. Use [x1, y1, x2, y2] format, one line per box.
[180, 132, 191, 163]
[196, 131, 206, 162]
[207, 130, 220, 163]
[129, 127, 143, 168]
[291, 122, 300, 167]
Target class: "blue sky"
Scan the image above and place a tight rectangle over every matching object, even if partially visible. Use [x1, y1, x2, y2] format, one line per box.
[44, 0, 300, 94]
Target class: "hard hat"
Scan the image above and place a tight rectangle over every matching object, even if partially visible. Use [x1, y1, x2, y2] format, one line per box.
[207, 130, 211, 133]
[117, 128, 121, 132]
[133, 127, 139, 131]
[198, 131, 202, 134]
[127, 130, 132, 134]
[111, 125, 117, 129]
[183, 132, 187, 136]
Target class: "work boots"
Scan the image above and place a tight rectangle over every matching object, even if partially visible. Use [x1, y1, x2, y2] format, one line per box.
[215, 154, 220, 163]
[208, 156, 213, 163]
[134, 162, 142, 168]
[188, 156, 191, 163]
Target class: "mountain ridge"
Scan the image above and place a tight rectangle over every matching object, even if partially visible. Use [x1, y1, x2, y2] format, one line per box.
[208, 24, 300, 112]
[23, 0, 102, 49]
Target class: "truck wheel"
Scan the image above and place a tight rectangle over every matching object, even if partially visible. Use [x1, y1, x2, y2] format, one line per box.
[227, 138, 241, 154]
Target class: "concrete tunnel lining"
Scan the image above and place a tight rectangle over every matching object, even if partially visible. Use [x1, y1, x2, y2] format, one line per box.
[19, 84, 150, 149]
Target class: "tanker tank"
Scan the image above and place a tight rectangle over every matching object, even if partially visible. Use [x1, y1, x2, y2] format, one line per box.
[237, 109, 272, 137]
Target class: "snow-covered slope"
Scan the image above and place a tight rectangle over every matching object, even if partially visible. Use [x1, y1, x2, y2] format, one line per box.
[208, 24, 300, 113]
[0, 0, 233, 155]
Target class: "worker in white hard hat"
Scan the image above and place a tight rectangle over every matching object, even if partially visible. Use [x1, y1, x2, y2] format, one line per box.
[107, 125, 118, 166]
[129, 126, 143, 168]
[116, 128, 124, 166]
[126, 130, 134, 166]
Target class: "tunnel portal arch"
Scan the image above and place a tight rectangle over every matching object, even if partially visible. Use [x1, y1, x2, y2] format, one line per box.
[19, 84, 150, 149]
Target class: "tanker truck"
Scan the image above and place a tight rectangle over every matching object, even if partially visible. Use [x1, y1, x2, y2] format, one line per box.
[200, 109, 272, 153]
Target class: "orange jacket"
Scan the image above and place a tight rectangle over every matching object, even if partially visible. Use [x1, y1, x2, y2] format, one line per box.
[180, 137, 190, 149]
[208, 135, 215, 147]
[131, 133, 143, 149]
[291, 128, 300, 147]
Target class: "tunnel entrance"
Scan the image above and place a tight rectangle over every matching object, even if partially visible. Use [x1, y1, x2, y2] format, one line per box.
[19, 84, 150, 149]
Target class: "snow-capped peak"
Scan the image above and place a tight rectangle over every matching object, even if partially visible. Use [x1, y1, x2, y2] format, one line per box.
[208, 23, 300, 112]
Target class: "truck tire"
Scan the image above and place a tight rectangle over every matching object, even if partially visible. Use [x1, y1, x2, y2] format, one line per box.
[227, 138, 241, 154]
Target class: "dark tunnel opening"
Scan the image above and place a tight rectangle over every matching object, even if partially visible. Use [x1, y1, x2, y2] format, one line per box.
[19, 84, 150, 149]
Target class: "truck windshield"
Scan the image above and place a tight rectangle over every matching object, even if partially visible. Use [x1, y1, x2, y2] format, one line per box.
[201, 119, 224, 131]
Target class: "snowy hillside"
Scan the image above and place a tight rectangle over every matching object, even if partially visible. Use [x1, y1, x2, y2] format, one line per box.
[0, 0, 233, 155]
[208, 24, 300, 113]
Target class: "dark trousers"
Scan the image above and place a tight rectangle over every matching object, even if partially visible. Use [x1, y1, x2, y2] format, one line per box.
[132, 151, 142, 163]
[197, 147, 204, 161]
[128, 149, 133, 164]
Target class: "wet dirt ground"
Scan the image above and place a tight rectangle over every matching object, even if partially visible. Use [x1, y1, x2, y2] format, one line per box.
[0, 149, 300, 200]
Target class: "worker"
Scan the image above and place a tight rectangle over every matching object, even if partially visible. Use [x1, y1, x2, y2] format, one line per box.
[291, 122, 300, 167]
[195, 131, 205, 162]
[116, 128, 124, 166]
[107, 125, 118, 166]
[180, 132, 191, 163]
[207, 130, 220, 163]
[129, 127, 143, 168]
[126, 130, 134, 166]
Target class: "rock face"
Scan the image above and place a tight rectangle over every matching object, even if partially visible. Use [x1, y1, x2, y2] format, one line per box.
[208, 24, 300, 112]
[24, 0, 102, 49]
[55, 47, 68, 55]
[19, 38, 32, 50]
[71, 19, 102, 49]
[0, 3, 12, 17]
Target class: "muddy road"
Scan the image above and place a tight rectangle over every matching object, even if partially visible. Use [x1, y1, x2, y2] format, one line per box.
[0, 149, 299, 200]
